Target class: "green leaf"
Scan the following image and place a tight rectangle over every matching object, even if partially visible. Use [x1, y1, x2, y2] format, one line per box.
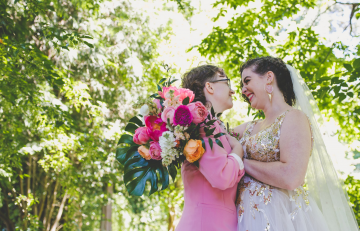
[205, 119, 216, 126]
[118, 134, 135, 145]
[334, 86, 341, 95]
[215, 139, 224, 149]
[214, 132, 225, 138]
[182, 96, 189, 105]
[201, 138, 205, 150]
[125, 123, 139, 134]
[55, 121, 64, 128]
[205, 127, 216, 136]
[159, 78, 167, 85]
[353, 58, 360, 69]
[344, 63, 353, 72]
[209, 138, 213, 149]
[150, 93, 159, 98]
[170, 79, 178, 84]
[347, 92, 354, 98]
[338, 93, 346, 102]
[168, 164, 177, 182]
[211, 107, 215, 118]
[157, 84, 162, 92]
[216, 112, 222, 118]
[116, 147, 130, 165]
[157, 165, 170, 190]
[123, 154, 169, 196]
[83, 41, 94, 48]
[129, 116, 144, 127]
[124, 146, 141, 164]
[193, 160, 199, 168]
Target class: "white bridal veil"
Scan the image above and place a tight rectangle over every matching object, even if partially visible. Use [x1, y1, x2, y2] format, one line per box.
[286, 64, 359, 231]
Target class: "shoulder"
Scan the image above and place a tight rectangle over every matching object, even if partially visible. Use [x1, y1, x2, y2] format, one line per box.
[233, 121, 251, 136]
[281, 109, 311, 135]
[283, 109, 308, 124]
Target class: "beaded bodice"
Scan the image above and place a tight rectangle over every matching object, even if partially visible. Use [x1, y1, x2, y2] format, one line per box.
[239, 110, 290, 163]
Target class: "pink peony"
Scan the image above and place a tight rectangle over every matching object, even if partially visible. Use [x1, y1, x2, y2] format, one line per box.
[173, 105, 193, 126]
[177, 88, 195, 104]
[153, 99, 162, 109]
[161, 106, 176, 124]
[158, 87, 194, 104]
[158, 86, 178, 99]
[145, 115, 167, 141]
[149, 141, 162, 160]
[187, 102, 208, 124]
[133, 127, 150, 145]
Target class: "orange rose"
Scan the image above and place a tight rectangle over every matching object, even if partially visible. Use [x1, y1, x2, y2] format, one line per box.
[138, 146, 151, 160]
[183, 139, 205, 163]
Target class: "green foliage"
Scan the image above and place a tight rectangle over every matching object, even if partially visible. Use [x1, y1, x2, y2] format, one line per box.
[344, 176, 360, 228]
[117, 131, 171, 196]
[0, 0, 175, 230]
[197, 0, 360, 143]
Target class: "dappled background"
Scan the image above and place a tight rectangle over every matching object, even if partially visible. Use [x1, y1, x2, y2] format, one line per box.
[0, 0, 359, 230]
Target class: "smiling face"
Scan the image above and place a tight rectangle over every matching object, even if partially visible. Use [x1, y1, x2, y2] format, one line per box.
[205, 71, 235, 112]
[241, 67, 269, 110]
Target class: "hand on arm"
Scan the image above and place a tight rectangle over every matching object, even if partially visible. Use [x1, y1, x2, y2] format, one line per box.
[244, 110, 312, 190]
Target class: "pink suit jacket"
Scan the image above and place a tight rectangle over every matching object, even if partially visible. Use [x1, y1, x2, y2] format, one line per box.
[176, 120, 245, 231]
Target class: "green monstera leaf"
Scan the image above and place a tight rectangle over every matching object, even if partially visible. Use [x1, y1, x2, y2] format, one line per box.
[116, 132, 171, 196]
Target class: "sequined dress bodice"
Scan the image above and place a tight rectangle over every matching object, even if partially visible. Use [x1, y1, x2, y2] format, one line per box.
[236, 110, 316, 229]
[239, 111, 287, 163]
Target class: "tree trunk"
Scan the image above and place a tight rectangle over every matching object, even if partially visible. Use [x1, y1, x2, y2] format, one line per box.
[100, 185, 113, 231]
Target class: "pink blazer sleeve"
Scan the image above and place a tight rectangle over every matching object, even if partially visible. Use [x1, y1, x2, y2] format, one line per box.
[198, 122, 245, 190]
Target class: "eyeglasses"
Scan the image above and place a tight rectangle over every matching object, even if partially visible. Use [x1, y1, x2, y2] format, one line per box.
[208, 78, 232, 89]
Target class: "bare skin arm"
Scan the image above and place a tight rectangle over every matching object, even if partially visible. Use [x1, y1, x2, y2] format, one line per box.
[233, 122, 250, 139]
[243, 110, 312, 190]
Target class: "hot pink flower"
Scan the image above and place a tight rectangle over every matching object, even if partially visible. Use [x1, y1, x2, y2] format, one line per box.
[161, 106, 176, 124]
[133, 127, 150, 145]
[145, 115, 167, 141]
[149, 141, 162, 160]
[173, 105, 193, 126]
[187, 102, 208, 124]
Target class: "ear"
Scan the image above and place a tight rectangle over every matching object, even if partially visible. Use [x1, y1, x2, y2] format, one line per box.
[266, 71, 275, 84]
[204, 82, 214, 94]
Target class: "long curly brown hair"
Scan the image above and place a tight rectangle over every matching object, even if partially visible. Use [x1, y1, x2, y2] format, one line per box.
[181, 64, 225, 107]
[240, 56, 296, 106]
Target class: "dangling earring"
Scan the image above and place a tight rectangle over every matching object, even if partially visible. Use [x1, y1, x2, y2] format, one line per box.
[264, 84, 273, 102]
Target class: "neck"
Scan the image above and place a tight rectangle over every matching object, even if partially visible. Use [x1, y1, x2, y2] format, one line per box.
[206, 103, 224, 116]
[262, 91, 291, 121]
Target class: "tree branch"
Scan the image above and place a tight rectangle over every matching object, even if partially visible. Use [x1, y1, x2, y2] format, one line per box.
[38, 174, 48, 219]
[46, 180, 59, 231]
[50, 192, 69, 231]
[310, 3, 337, 27]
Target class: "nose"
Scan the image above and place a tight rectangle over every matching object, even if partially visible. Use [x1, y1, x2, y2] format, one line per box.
[230, 89, 235, 95]
[242, 86, 247, 94]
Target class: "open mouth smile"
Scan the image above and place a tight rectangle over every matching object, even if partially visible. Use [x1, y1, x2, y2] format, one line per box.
[246, 93, 254, 101]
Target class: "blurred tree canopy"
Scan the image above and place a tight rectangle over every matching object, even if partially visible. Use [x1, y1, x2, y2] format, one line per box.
[0, 0, 359, 230]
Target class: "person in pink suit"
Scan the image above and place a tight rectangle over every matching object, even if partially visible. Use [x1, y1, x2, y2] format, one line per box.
[176, 65, 245, 231]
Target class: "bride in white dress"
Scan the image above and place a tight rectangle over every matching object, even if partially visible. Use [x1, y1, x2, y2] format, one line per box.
[231, 56, 358, 231]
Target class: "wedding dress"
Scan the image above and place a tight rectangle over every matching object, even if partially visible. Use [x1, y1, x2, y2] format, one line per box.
[236, 65, 359, 231]
[236, 110, 330, 231]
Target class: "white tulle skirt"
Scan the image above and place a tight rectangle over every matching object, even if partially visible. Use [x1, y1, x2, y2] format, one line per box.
[236, 176, 330, 231]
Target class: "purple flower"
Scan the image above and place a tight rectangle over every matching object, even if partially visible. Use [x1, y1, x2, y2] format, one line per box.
[173, 105, 193, 126]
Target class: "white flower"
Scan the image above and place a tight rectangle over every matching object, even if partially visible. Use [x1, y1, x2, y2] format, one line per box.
[159, 131, 177, 151]
[161, 148, 180, 166]
[139, 104, 150, 116]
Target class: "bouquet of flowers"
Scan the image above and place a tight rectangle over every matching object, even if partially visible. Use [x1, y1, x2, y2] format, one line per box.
[116, 78, 225, 196]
